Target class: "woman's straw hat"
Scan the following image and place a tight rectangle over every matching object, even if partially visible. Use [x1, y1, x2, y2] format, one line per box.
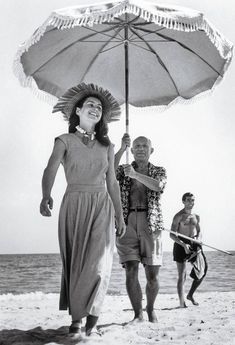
[53, 83, 121, 122]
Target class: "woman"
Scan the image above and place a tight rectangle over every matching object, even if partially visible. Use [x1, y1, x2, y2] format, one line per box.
[40, 83, 126, 337]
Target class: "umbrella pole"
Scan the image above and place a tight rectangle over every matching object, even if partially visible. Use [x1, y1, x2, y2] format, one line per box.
[124, 13, 130, 164]
[163, 228, 233, 256]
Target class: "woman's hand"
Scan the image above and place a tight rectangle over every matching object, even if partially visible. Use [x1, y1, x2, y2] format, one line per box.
[40, 196, 53, 217]
[115, 217, 126, 238]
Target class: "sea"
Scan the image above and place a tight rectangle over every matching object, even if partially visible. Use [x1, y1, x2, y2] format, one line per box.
[0, 251, 234, 296]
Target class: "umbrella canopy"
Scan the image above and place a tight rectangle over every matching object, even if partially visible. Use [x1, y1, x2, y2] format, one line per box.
[14, 0, 233, 117]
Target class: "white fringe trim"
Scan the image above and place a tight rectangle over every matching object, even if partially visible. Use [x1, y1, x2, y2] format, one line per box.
[13, 0, 233, 107]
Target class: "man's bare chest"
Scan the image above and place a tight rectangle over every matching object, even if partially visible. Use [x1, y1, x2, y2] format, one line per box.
[180, 214, 198, 226]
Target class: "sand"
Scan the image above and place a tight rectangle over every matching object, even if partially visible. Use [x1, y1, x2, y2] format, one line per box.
[0, 292, 235, 345]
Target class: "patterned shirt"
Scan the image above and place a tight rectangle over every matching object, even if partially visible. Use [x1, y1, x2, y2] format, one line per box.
[116, 161, 167, 234]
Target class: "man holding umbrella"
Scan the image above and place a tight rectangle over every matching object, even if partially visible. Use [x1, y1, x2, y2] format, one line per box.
[114, 134, 167, 323]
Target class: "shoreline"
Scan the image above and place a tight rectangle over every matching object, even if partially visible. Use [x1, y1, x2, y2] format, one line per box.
[0, 288, 234, 296]
[0, 292, 235, 344]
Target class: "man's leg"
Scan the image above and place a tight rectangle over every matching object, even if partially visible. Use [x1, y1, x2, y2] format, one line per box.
[144, 265, 160, 322]
[125, 260, 143, 321]
[187, 251, 208, 305]
[187, 277, 204, 305]
[176, 262, 187, 308]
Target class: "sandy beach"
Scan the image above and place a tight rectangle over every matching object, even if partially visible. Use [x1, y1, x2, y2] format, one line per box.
[0, 291, 235, 345]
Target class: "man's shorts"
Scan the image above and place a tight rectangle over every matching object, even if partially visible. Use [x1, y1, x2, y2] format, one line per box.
[116, 210, 162, 266]
[173, 242, 189, 262]
[173, 238, 197, 263]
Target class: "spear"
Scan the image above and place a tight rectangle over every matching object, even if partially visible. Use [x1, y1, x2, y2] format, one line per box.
[163, 228, 233, 256]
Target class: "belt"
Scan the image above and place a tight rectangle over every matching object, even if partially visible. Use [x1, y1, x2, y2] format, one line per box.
[129, 208, 147, 212]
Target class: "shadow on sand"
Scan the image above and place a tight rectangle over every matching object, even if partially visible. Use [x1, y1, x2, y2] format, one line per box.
[0, 326, 78, 345]
[0, 322, 127, 345]
[98, 321, 128, 329]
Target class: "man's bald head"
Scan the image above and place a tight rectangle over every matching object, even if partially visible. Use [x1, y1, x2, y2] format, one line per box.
[132, 136, 152, 149]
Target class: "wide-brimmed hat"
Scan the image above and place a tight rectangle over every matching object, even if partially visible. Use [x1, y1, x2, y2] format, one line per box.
[52, 83, 121, 122]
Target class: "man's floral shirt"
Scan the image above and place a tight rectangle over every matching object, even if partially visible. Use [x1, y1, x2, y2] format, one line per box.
[116, 161, 167, 234]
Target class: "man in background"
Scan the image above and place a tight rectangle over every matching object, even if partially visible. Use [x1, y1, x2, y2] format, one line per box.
[170, 192, 207, 308]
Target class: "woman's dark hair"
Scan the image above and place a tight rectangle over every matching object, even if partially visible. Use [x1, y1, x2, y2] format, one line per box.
[68, 96, 110, 147]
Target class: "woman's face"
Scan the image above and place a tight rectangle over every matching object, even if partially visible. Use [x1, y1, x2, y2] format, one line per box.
[76, 96, 103, 125]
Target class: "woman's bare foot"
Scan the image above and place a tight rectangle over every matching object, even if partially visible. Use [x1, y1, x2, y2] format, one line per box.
[179, 301, 188, 308]
[85, 315, 99, 336]
[86, 327, 103, 337]
[69, 320, 82, 337]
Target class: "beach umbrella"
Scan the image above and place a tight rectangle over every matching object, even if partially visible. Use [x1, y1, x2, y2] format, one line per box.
[14, 0, 233, 160]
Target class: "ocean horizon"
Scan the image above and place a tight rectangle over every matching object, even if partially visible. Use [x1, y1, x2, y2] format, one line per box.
[0, 251, 234, 296]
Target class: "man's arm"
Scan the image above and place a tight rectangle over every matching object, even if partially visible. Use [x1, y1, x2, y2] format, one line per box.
[123, 165, 164, 192]
[195, 215, 202, 240]
[170, 214, 181, 242]
[114, 133, 130, 171]
[170, 213, 192, 254]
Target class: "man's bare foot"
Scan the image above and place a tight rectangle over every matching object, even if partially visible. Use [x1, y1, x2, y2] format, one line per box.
[146, 308, 158, 323]
[187, 295, 199, 306]
[179, 301, 187, 308]
[128, 313, 144, 325]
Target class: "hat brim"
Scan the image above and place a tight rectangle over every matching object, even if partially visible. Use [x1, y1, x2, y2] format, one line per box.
[52, 83, 121, 123]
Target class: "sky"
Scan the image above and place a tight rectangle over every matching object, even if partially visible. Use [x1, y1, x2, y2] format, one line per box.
[0, 0, 234, 254]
